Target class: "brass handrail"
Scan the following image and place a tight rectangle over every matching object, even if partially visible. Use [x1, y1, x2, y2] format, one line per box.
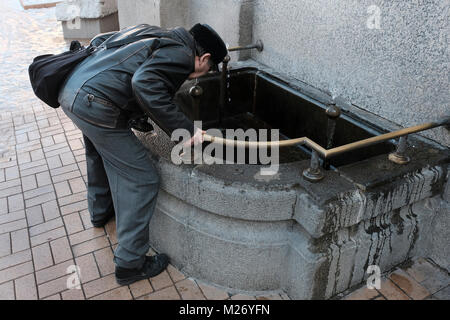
[202, 118, 449, 159]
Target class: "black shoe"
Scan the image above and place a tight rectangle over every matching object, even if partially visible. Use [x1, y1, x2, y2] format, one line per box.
[91, 210, 115, 228]
[115, 253, 170, 286]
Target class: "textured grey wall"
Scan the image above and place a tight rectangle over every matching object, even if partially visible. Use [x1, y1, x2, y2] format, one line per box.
[252, 0, 449, 147]
[117, 0, 253, 60]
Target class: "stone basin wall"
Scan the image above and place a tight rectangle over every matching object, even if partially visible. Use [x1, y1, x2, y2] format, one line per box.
[134, 62, 449, 299]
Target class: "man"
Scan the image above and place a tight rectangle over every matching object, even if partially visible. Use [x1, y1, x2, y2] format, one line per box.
[58, 23, 227, 285]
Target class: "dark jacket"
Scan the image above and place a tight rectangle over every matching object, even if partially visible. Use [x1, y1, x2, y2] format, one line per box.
[58, 24, 196, 135]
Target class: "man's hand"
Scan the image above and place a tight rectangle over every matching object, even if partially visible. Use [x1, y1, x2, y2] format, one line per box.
[183, 127, 205, 147]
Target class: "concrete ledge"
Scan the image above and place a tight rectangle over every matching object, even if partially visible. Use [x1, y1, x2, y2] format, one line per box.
[149, 189, 290, 291]
[61, 12, 119, 40]
[56, 0, 118, 20]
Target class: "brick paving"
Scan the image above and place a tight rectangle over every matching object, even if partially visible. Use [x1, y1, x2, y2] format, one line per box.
[0, 0, 448, 301]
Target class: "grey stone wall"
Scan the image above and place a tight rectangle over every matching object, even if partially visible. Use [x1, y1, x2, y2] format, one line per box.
[252, 0, 449, 147]
[117, 0, 254, 60]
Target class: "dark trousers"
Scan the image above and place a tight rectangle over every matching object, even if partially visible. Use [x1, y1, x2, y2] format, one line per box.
[61, 106, 160, 269]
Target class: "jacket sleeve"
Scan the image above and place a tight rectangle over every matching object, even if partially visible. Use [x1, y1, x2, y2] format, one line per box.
[90, 31, 118, 47]
[131, 45, 195, 136]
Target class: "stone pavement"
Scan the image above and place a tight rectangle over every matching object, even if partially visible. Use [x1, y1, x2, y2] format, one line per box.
[0, 0, 448, 301]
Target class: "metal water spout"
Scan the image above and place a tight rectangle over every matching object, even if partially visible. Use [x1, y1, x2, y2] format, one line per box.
[325, 103, 341, 149]
[228, 40, 264, 52]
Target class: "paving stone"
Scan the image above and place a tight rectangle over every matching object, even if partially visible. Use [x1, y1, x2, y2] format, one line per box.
[14, 273, 38, 300]
[41, 200, 60, 221]
[60, 200, 88, 215]
[21, 175, 37, 192]
[40, 136, 54, 147]
[0, 281, 14, 300]
[15, 134, 28, 145]
[74, 253, 100, 284]
[32, 242, 54, 270]
[43, 142, 68, 154]
[72, 235, 110, 257]
[42, 293, 61, 300]
[18, 159, 46, 171]
[0, 198, 7, 215]
[5, 166, 20, 180]
[35, 259, 75, 285]
[344, 286, 380, 300]
[91, 286, 133, 300]
[167, 264, 186, 283]
[197, 281, 229, 300]
[0, 249, 32, 271]
[0, 261, 34, 284]
[389, 269, 431, 300]
[0, 185, 22, 198]
[0, 219, 27, 235]
[29, 217, 63, 237]
[69, 139, 84, 151]
[50, 163, 78, 177]
[377, 278, 411, 300]
[36, 171, 52, 187]
[139, 286, 181, 300]
[82, 274, 120, 299]
[0, 210, 25, 225]
[69, 228, 105, 246]
[129, 279, 153, 298]
[23, 185, 54, 200]
[60, 152, 76, 166]
[93, 247, 115, 277]
[52, 133, 66, 144]
[58, 192, 87, 207]
[30, 149, 45, 162]
[0, 233, 11, 257]
[50, 237, 73, 264]
[420, 269, 450, 294]
[10, 228, 30, 253]
[69, 177, 86, 194]
[79, 209, 94, 230]
[61, 288, 85, 300]
[24, 191, 55, 208]
[20, 164, 48, 177]
[30, 226, 66, 247]
[46, 155, 62, 169]
[433, 286, 450, 300]
[38, 274, 71, 299]
[45, 146, 71, 158]
[150, 270, 174, 291]
[63, 212, 84, 235]
[27, 130, 41, 141]
[54, 180, 71, 198]
[7, 194, 25, 212]
[17, 152, 31, 165]
[25, 205, 44, 227]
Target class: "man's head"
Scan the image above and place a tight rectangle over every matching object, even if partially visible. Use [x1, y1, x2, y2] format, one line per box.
[188, 24, 228, 79]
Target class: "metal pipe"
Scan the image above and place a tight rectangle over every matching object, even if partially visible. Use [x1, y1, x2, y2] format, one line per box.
[303, 150, 325, 182]
[202, 118, 449, 159]
[228, 40, 264, 52]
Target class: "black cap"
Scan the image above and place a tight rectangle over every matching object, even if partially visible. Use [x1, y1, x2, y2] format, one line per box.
[189, 23, 228, 69]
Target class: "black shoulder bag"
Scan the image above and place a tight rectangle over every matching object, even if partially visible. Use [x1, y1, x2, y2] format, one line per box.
[28, 35, 157, 109]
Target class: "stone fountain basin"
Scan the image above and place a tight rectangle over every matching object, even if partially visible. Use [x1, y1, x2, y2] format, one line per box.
[135, 61, 449, 299]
